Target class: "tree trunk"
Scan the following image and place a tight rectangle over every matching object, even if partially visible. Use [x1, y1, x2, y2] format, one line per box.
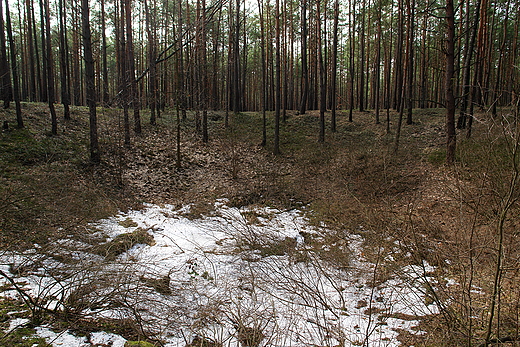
[24, 0, 36, 101]
[374, 2, 382, 124]
[330, 0, 339, 132]
[58, 0, 70, 120]
[406, 0, 414, 124]
[457, 0, 481, 129]
[274, 0, 281, 154]
[348, 0, 355, 121]
[124, 0, 141, 135]
[258, 0, 267, 146]
[199, 0, 208, 143]
[317, 0, 326, 143]
[82, 0, 100, 163]
[299, 0, 308, 115]
[445, 0, 456, 165]
[39, 0, 48, 103]
[101, 0, 109, 105]
[359, 0, 366, 112]
[0, 0, 12, 109]
[43, 0, 57, 135]
[117, 0, 131, 146]
[145, 0, 157, 125]
[232, 0, 241, 113]
[393, 0, 404, 111]
[491, 4, 509, 117]
[4, 0, 22, 127]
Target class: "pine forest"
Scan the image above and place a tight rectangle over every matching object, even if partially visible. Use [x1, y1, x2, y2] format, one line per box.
[0, 0, 519, 346]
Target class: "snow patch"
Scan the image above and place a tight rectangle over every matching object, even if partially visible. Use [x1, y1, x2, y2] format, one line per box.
[2, 202, 438, 346]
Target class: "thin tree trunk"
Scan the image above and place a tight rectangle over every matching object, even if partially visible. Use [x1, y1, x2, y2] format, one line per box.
[24, 0, 36, 101]
[445, 0, 456, 165]
[274, 0, 281, 154]
[43, 0, 57, 135]
[200, 0, 208, 143]
[82, 0, 100, 163]
[124, 0, 141, 135]
[299, 0, 308, 115]
[101, 0, 109, 105]
[406, 0, 414, 124]
[258, 0, 267, 146]
[39, 0, 48, 103]
[393, 0, 404, 111]
[71, 8, 81, 105]
[374, 2, 382, 124]
[467, 0, 488, 138]
[118, 0, 130, 146]
[233, 0, 241, 113]
[0, 0, 12, 109]
[4, 0, 22, 127]
[177, 0, 187, 121]
[491, 3, 509, 117]
[330, 0, 339, 132]
[359, 0, 366, 112]
[58, 0, 70, 120]
[457, 0, 481, 129]
[145, 0, 157, 125]
[419, 13, 428, 109]
[348, 0, 355, 121]
[318, 0, 326, 143]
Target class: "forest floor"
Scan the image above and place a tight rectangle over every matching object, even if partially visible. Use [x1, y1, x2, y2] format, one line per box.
[1, 102, 519, 346]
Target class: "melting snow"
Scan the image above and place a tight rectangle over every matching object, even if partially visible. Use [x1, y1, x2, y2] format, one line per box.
[1, 200, 437, 346]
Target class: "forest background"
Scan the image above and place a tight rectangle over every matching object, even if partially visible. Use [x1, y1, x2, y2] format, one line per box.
[0, 0, 520, 345]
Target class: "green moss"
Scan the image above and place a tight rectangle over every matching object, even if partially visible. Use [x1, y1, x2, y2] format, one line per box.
[118, 218, 139, 228]
[1, 327, 48, 346]
[125, 341, 156, 347]
[427, 149, 446, 165]
[94, 228, 155, 260]
[0, 298, 47, 346]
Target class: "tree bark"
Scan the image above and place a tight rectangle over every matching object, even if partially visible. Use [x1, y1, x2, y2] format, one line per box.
[124, 0, 141, 135]
[101, 0, 109, 105]
[24, 0, 36, 101]
[0, 0, 12, 109]
[317, 0, 326, 143]
[58, 0, 70, 120]
[274, 0, 281, 154]
[330, 0, 339, 132]
[445, 0, 456, 165]
[359, 0, 366, 112]
[348, 0, 355, 122]
[43, 0, 57, 135]
[4, 0, 22, 127]
[258, 0, 267, 146]
[82, 0, 100, 163]
[299, 0, 308, 115]
[406, 0, 414, 124]
[457, 0, 481, 129]
[145, 0, 157, 125]
[374, 2, 382, 124]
